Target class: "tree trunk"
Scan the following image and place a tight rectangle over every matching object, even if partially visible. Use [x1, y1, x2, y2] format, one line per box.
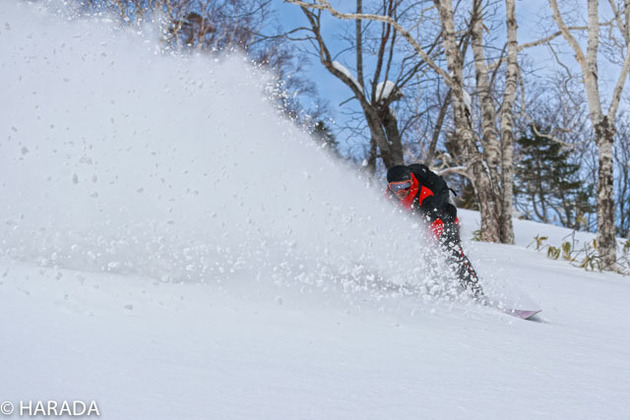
[367, 137, 378, 174]
[360, 102, 404, 168]
[471, 0, 501, 176]
[595, 117, 617, 269]
[585, 0, 617, 269]
[362, 104, 393, 167]
[472, 163, 502, 242]
[377, 103, 405, 167]
[498, 0, 518, 244]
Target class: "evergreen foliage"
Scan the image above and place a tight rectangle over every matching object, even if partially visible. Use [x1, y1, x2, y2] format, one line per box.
[514, 126, 595, 230]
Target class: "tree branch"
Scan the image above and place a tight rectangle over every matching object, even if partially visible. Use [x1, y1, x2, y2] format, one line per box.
[356, 0, 364, 88]
[518, 27, 588, 52]
[300, 8, 366, 101]
[608, 43, 630, 117]
[608, 0, 630, 45]
[284, 0, 456, 87]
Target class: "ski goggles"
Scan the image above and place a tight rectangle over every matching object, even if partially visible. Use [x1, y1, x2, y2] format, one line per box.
[388, 180, 412, 195]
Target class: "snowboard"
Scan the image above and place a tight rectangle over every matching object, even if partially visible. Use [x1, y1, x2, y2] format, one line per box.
[475, 294, 542, 320]
[499, 307, 542, 320]
[354, 277, 542, 320]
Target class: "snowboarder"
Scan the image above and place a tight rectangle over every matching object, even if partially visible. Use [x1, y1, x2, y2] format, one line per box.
[386, 164, 484, 299]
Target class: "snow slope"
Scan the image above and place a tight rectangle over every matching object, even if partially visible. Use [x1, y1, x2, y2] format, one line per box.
[1, 2, 630, 419]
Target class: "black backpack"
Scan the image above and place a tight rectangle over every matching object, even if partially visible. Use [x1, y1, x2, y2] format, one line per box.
[408, 164, 457, 222]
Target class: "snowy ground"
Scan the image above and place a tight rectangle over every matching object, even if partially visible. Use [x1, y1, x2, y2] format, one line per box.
[2, 216, 630, 419]
[2, 2, 630, 419]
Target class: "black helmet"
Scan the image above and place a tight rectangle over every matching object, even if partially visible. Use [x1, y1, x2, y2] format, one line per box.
[387, 165, 411, 183]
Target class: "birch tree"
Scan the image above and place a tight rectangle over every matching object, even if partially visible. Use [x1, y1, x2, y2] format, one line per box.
[547, 0, 630, 270]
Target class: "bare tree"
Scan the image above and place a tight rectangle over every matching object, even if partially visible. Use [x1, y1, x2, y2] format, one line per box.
[547, 0, 630, 270]
[286, 0, 441, 172]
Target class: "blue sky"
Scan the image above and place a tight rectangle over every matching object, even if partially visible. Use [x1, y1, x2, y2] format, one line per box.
[273, 1, 566, 149]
